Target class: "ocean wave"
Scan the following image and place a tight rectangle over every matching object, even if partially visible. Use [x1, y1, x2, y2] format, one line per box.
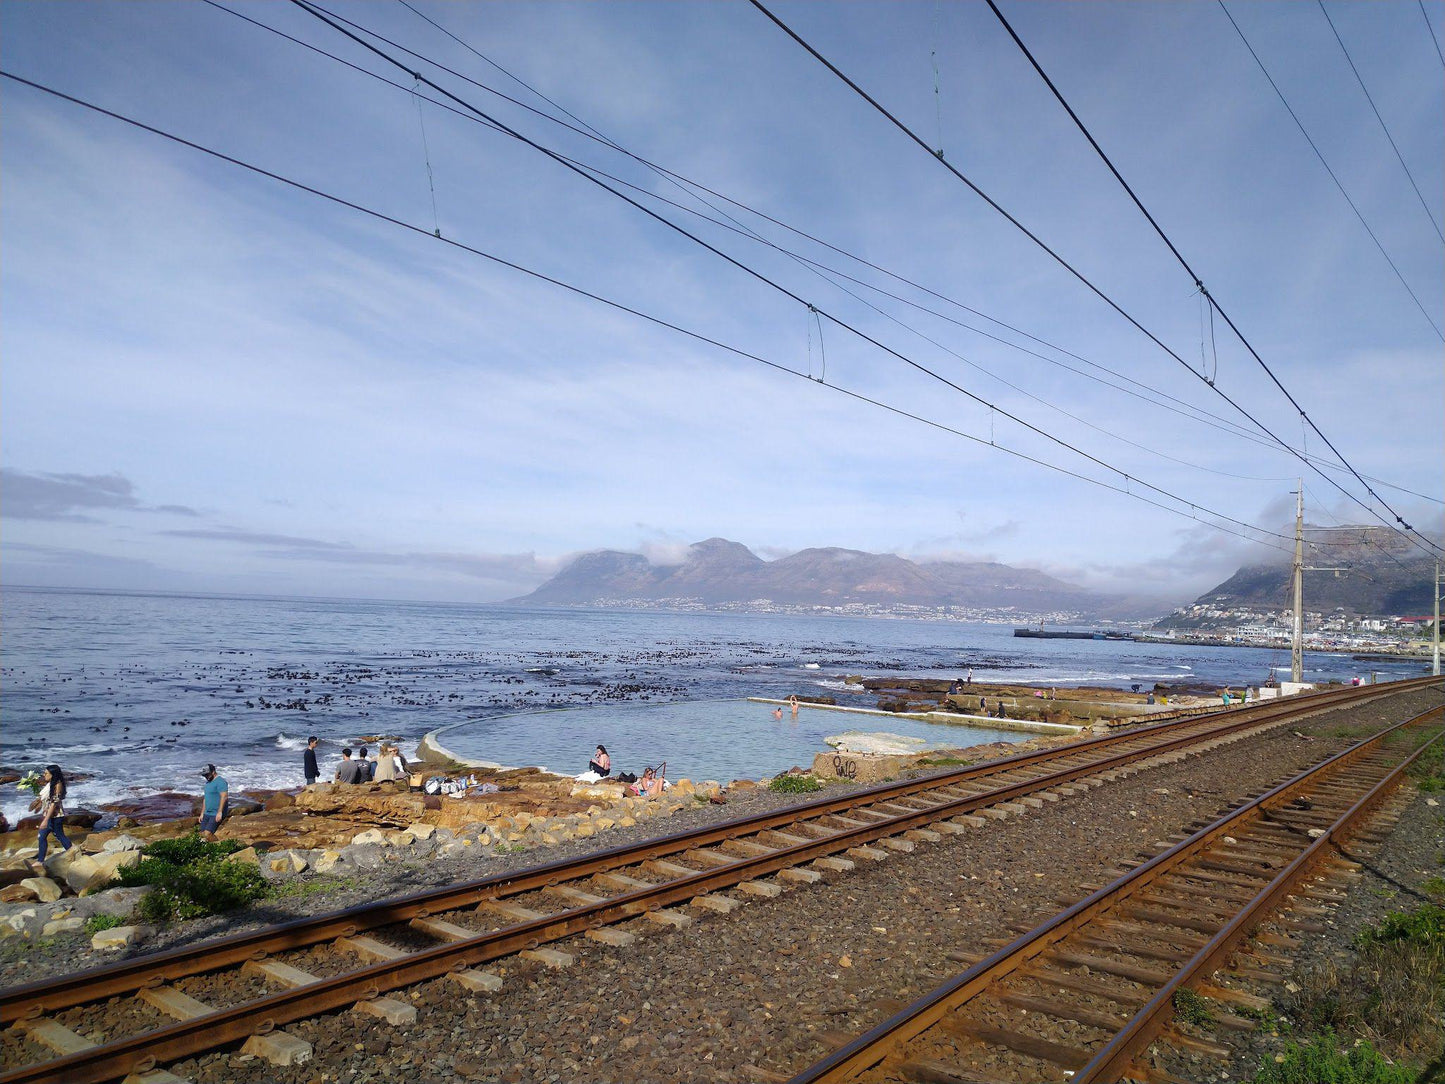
[813, 679, 864, 691]
[274, 733, 311, 751]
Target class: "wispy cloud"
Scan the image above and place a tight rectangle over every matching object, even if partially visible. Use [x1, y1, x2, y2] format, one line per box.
[2, 469, 198, 522]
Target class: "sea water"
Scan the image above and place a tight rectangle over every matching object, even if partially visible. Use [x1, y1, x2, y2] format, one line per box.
[1, 586, 1424, 823]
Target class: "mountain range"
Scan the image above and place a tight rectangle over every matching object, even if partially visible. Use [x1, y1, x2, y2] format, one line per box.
[511, 538, 1157, 618]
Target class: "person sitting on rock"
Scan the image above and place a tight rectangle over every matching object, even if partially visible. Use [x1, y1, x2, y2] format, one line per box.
[373, 744, 400, 783]
[335, 747, 363, 785]
[356, 746, 375, 783]
[588, 744, 611, 777]
[31, 764, 72, 862]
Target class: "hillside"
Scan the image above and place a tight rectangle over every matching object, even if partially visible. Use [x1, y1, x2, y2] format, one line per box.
[512, 538, 1156, 618]
[1157, 527, 1439, 627]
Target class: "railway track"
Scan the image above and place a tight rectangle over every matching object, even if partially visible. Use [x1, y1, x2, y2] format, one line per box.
[0, 678, 1436, 1084]
[785, 698, 1445, 1084]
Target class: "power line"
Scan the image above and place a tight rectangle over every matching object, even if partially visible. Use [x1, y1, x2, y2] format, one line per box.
[253, 0, 1312, 457]
[238, 0, 1422, 498]
[218, 0, 1445, 514]
[289, 0, 1328, 551]
[0, 68, 1308, 559]
[1316, 1, 1445, 244]
[981, 0, 1445, 556]
[216, 0, 1439, 507]
[1217, 0, 1444, 342]
[1420, 0, 1445, 70]
[747, 0, 1445, 560]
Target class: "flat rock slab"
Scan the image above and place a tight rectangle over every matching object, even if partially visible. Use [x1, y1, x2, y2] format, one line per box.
[241, 1030, 312, 1066]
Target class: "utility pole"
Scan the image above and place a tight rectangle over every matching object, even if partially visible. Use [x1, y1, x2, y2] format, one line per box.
[1288, 484, 1347, 687]
[1434, 561, 1440, 678]
[1292, 483, 1304, 684]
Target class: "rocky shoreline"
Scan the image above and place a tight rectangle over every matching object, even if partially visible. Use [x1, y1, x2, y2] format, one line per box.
[0, 677, 1283, 978]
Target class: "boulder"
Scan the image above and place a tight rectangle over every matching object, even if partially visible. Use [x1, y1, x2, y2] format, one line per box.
[812, 750, 913, 785]
[102, 835, 146, 853]
[268, 850, 310, 875]
[0, 884, 37, 904]
[226, 796, 263, 817]
[20, 877, 62, 904]
[350, 829, 388, 847]
[91, 924, 148, 951]
[42, 916, 85, 937]
[405, 822, 437, 840]
[46, 850, 103, 893]
[231, 847, 261, 866]
[90, 849, 141, 882]
[313, 850, 354, 875]
[84, 886, 150, 918]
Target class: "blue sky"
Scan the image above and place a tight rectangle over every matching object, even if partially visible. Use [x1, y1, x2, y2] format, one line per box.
[2, 0, 1441, 604]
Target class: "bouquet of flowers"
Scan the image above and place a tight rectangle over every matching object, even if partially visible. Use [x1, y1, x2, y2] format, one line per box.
[17, 771, 43, 796]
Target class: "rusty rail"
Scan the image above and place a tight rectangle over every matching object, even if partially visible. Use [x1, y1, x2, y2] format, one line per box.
[785, 697, 1443, 1084]
[0, 678, 1434, 1083]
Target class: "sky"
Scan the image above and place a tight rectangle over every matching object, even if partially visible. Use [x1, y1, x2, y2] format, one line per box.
[2, 0, 1442, 606]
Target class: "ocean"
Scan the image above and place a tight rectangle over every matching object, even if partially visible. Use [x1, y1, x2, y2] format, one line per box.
[0, 587, 1426, 824]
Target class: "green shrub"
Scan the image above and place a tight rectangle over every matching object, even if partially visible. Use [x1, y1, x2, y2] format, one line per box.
[1355, 905, 1445, 950]
[1250, 1033, 1415, 1084]
[768, 774, 822, 794]
[1173, 987, 1214, 1027]
[83, 914, 122, 935]
[1421, 877, 1445, 901]
[117, 832, 265, 922]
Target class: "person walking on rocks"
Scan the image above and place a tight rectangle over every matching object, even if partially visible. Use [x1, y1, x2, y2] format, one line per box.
[198, 764, 228, 840]
[303, 736, 320, 787]
[31, 764, 72, 862]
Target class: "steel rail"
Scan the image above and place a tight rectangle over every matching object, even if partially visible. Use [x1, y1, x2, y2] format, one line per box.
[783, 699, 1443, 1084]
[0, 680, 1433, 1083]
[1, 678, 1409, 1028]
[1074, 713, 1445, 1081]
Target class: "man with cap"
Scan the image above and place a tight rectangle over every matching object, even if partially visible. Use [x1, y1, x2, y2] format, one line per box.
[198, 764, 229, 839]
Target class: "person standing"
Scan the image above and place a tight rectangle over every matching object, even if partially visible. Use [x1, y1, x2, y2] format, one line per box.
[303, 736, 320, 787]
[31, 764, 72, 862]
[198, 764, 228, 840]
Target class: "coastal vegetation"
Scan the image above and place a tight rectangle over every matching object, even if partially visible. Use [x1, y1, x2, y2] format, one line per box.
[768, 774, 822, 794]
[114, 833, 267, 922]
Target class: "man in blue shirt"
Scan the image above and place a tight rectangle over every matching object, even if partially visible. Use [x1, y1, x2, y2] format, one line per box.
[198, 763, 228, 839]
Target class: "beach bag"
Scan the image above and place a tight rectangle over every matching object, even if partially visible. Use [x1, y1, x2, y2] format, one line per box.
[423, 776, 445, 795]
[617, 771, 637, 784]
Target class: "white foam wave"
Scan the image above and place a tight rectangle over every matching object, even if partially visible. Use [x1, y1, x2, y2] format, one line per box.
[813, 679, 864, 692]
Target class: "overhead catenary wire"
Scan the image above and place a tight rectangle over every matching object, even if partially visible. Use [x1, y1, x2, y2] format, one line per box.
[225, 0, 1313, 458]
[0, 69, 1314, 560]
[747, 0, 1445, 561]
[1316, 0, 1445, 244]
[983, 0, 1445, 553]
[224, 0, 1435, 504]
[1216, 0, 1444, 343]
[202, 0, 1444, 512]
[288, 0, 1335, 551]
[1420, 0, 1445, 70]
